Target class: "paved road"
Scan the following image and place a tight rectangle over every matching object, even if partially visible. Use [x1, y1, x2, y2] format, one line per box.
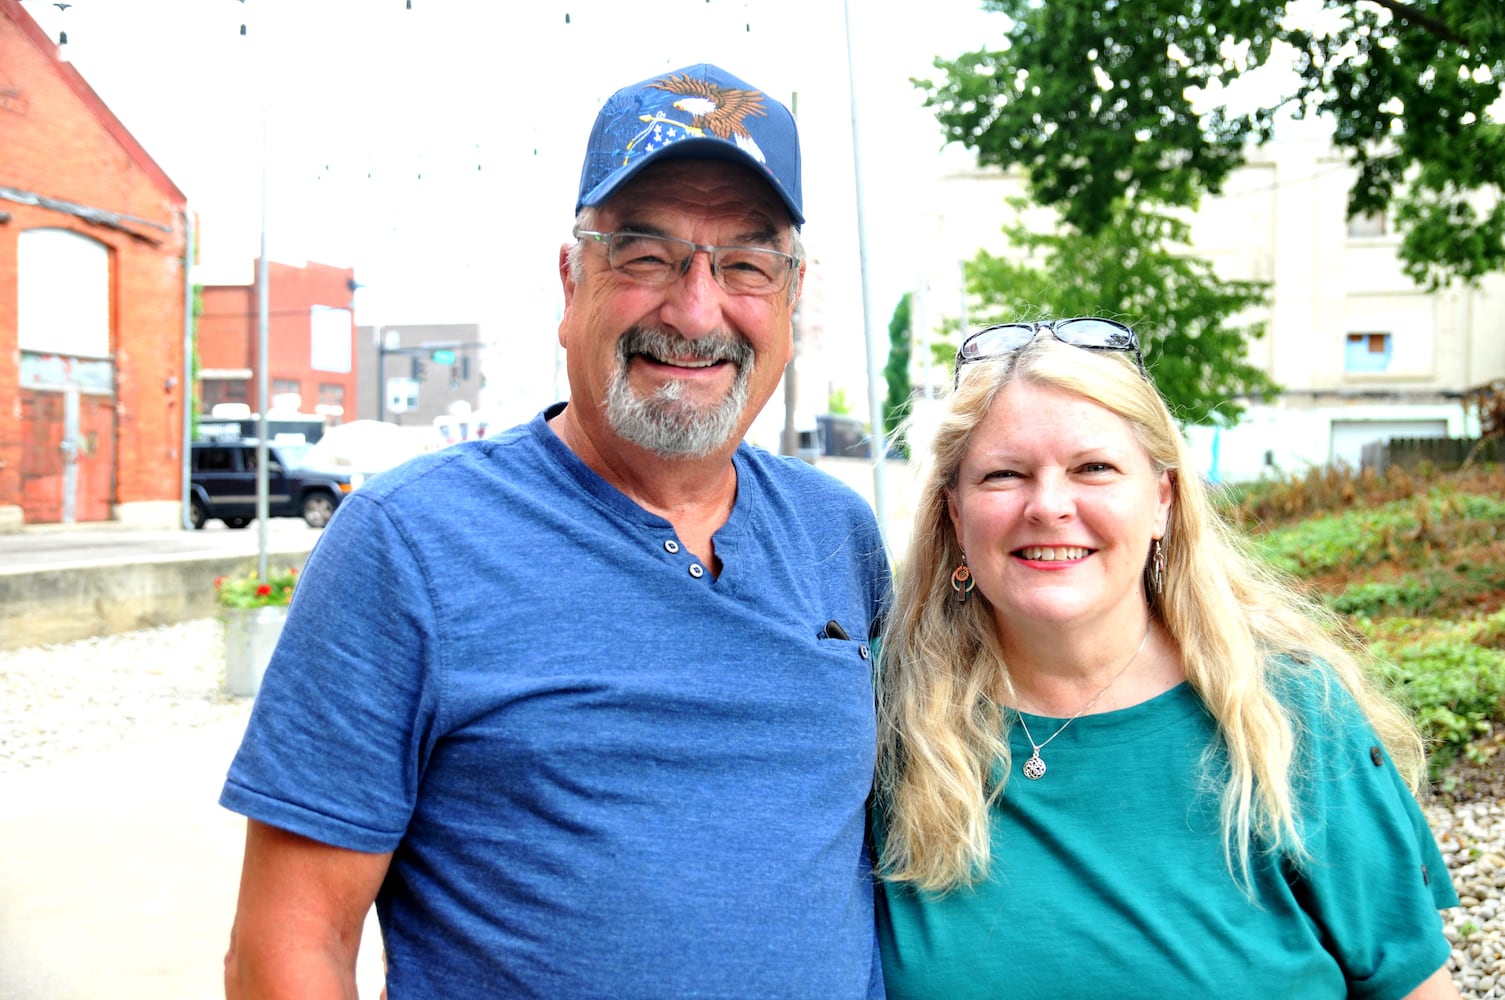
[0, 519, 324, 571]
[0, 710, 385, 999]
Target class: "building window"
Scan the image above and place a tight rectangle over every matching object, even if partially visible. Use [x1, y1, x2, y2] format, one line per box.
[1347, 212, 1387, 238]
[1345, 332, 1393, 373]
[387, 376, 420, 415]
[201, 379, 250, 410]
[18, 228, 110, 357]
[317, 383, 346, 419]
[271, 378, 302, 411]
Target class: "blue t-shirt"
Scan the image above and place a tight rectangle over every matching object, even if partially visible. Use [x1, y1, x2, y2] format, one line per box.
[222, 405, 892, 999]
[875, 678, 1457, 999]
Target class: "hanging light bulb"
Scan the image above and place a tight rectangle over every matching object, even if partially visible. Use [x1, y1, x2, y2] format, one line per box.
[58, 29, 68, 44]
[565, 13, 571, 24]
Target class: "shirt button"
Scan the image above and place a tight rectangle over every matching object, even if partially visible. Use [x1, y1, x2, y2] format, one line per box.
[688, 564, 704, 579]
[859, 644, 870, 660]
[663, 540, 680, 554]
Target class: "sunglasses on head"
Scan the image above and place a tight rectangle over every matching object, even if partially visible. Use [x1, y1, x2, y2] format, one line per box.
[953, 318, 1146, 387]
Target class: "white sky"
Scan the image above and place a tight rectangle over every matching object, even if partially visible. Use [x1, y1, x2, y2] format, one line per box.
[24, 0, 1000, 425]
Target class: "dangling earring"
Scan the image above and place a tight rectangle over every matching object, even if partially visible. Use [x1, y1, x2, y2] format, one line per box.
[1148, 537, 1166, 597]
[951, 557, 975, 604]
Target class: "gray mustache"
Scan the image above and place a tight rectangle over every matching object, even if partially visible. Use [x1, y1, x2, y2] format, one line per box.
[618, 328, 753, 368]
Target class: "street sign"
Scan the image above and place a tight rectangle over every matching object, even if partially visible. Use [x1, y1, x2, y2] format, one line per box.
[430, 349, 456, 364]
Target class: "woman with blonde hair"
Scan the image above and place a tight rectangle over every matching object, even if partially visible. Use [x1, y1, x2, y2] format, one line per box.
[873, 319, 1459, 998]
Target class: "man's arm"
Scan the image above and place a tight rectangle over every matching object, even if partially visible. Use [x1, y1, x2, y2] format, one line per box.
[1403, 964, 1461, 1000]
[224, 819, 393, 999]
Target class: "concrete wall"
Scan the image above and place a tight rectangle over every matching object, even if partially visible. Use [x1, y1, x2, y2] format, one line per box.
[0, 549, 311, 651]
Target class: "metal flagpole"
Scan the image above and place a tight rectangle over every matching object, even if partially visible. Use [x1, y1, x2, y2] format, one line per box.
[842, 0, 889, 545]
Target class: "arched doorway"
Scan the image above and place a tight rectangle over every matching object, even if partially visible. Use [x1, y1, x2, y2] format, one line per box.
[17, 227, 116, 523]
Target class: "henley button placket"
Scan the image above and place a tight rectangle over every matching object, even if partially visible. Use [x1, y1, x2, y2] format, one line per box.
[663, 539, 680, 554]
[688, 563, 705, 579]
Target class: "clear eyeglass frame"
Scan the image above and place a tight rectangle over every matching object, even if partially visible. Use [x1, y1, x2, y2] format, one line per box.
[953, 318, 1147, 387]
[573, 227, 799, 296]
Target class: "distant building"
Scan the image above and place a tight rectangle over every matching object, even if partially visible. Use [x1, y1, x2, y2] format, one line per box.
[0, 0, 190, 528]
[355, 322, 484, 432]
[916, 124, 1505, 481]
[199, 259, 358, 431]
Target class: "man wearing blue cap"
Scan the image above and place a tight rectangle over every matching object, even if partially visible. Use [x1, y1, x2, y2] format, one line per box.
[221, 64, 890, 999]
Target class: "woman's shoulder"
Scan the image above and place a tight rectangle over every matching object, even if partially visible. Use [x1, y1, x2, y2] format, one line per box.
[1264, 652, 1388, 754]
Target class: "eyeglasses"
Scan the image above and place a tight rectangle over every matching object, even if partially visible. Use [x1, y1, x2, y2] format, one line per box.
[573, 227, 800, 296]
[953, 318, 1145, 386]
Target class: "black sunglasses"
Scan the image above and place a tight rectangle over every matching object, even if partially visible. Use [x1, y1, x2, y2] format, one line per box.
[953, 318, 1145, 387]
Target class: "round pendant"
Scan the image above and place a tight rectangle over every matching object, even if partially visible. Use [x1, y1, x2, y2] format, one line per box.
[1022, 753, 1046, 780]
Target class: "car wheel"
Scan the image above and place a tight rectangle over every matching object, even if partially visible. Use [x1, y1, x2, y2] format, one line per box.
[225, 517, 252, 529]
[302, 492, 336, 528]
[190, 498, 207, 530]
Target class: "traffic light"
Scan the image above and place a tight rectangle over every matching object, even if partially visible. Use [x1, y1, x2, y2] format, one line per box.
[411, 357, 426, 381]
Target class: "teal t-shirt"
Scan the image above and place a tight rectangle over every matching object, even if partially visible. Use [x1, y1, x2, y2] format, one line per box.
[875, 680, 1457, 999]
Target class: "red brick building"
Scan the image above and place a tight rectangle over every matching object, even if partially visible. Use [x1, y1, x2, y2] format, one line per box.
[199, 260, 359, 428]
[0, 0, 189, 528]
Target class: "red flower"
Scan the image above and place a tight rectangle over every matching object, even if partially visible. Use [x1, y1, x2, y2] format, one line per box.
[256, 583, 273, 597]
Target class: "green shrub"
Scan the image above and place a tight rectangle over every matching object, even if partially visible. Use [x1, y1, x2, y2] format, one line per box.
[1331, 580, 1444, 618]
[1477, 610, 1505, 651]
[1253, 488, 1505, 577]
[1231, 466, 1505, 785]
[1370, 629, 1505, 777]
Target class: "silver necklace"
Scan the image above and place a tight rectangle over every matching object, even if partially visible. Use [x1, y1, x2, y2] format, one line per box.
[1015, 624, 1151, 780]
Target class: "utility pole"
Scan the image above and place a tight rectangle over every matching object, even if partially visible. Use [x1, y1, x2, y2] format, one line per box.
[781, 303, 801, 457]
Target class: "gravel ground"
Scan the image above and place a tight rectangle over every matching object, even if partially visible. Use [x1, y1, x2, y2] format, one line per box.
[0, 618, 250, 773]
[2, 620, 1502, 995]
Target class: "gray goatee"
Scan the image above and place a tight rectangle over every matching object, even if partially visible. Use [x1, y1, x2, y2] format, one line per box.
[604, 327, 755, 458]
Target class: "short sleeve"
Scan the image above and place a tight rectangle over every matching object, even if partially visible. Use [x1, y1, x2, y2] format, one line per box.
[1284, 674, 1458, 999]
[219, 491, 443, 852]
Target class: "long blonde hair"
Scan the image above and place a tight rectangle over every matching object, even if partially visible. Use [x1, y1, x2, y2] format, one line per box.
[875, 335, 1424, 894]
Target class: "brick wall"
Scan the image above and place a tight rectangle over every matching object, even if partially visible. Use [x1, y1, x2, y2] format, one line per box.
[200, 260, 358, 423]
[0, 0, 189, 518]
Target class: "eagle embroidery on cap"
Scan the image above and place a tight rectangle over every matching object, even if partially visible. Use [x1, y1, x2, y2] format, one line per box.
[622, 74, 771, 166]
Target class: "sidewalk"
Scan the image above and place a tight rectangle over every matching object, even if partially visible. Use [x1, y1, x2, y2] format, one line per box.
[0, 711, 383, 999]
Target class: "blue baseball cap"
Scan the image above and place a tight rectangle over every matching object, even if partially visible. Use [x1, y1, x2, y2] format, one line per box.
[575, 64, 804, 226]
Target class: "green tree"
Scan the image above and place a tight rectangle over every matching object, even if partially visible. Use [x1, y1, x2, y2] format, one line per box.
[883, 292, 914, 444]
[965, 200, 1279, 427]
[918, 0, 1505, 287]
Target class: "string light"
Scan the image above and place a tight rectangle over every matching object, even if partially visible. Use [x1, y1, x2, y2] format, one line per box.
[48, 0, 69, 46]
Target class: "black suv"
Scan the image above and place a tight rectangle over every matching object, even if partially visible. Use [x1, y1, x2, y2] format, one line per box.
[189, 441, 361, 529]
